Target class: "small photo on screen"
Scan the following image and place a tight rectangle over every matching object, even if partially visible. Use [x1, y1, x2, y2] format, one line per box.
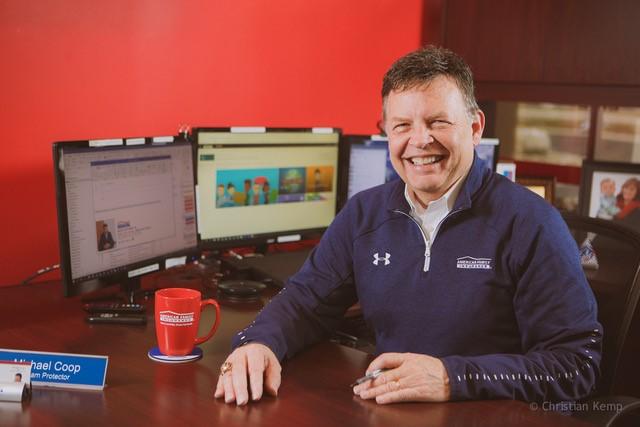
[96, 219, 116, 252]
[305, 166, 334, 193]
[216, 168, 279, 207]
[278, 167, 306, 202]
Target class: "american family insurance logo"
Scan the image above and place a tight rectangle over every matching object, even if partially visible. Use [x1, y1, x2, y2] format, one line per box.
[456, 256, 492, 270]
[159, 311, 195, 327]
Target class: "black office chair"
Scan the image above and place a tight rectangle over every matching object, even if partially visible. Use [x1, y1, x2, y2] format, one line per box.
[562, 212, 640, 426]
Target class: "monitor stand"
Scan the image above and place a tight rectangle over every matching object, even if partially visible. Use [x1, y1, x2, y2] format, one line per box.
[80, 277, 144, 304]
[254, 243, 269, 255]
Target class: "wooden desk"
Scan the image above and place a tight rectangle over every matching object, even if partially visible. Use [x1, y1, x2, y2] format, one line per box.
[0, 280, 590, 427]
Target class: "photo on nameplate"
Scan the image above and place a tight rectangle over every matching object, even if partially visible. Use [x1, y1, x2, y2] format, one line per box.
[0, 361, 32, 392]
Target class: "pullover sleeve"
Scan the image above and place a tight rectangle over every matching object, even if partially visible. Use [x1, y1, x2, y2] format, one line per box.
[230, 204, 358, 361]
[441, 210, 602, 403]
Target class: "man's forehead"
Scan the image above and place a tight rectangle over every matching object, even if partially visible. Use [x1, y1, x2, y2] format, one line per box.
[387, 74, 458, 93]
[382, 79, 469, 119]
[389, 76, 462, 97]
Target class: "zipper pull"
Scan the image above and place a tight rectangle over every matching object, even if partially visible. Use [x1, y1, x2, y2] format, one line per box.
[424, 247, 430, 272]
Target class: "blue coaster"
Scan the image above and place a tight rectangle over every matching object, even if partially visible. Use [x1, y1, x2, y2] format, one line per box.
[147, 346, 203, 363]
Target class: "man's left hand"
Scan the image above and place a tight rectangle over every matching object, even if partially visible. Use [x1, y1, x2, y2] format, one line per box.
[353, 353, 450, 404]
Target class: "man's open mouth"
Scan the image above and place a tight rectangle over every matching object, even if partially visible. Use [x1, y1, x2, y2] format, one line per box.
[409, 155, 445, 165]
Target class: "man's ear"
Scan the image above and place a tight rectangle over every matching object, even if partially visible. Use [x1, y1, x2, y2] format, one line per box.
[471, 110, 485, 147]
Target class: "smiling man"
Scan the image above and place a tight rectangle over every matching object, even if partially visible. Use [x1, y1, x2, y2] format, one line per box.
[384, 75, 483, 207]
[215, 46, 602, 407]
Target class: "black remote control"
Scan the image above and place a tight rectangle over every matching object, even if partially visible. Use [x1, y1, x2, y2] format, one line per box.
[83, 303, 145, 314]
[85, 313, 147, 325]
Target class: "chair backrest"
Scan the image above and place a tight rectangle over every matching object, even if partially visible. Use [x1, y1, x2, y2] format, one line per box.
[562, 212, 640, 395]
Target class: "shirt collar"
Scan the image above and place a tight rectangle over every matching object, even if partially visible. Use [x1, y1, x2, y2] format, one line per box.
[403, 170, 467, 217]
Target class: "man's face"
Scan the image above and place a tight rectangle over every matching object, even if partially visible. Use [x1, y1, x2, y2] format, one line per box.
[601, 180, 615, 197]
[384, 76, 484, 205]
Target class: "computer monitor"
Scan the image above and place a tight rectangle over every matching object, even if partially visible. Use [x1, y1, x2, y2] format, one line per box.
[477, 138, 500, 172]
[339, 135, 500, 208]
[53, 136, 198, 298]
[195, 128, 340, 250]
[337, 134, 399, 209]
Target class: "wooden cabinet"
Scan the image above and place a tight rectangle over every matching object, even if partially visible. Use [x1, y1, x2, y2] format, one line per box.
[542, 0, 640, 86]
[443, 0, 549, 83]
[439, 0, 640, 90]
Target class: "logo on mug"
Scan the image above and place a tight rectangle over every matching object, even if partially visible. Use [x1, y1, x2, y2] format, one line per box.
[159, 310, 195, 327]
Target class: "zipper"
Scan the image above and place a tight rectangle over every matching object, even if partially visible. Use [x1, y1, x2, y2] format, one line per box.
[393, 210, 431, 271]
[393, 208, 464, 272]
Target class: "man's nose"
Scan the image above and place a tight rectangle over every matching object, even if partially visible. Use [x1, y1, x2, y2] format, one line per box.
[408, 127, 434, 149]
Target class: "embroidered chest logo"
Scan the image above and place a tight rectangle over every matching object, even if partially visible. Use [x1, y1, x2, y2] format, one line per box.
[373, 252, 391, 266]
[456, 256, 492, 270]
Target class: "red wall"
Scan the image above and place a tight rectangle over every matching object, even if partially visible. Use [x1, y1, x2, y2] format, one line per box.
[0, 0, 423, 286]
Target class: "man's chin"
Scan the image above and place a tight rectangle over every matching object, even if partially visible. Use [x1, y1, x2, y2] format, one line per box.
[407, 182, 447, 202]
[407, 176, 445, 191]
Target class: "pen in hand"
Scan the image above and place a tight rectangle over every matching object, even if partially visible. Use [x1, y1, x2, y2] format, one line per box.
[350, 368, 388, 388]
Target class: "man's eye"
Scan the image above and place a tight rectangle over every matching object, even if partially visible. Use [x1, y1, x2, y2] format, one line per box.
[393, 123, 409, 131]
[431, 120, 452, 128]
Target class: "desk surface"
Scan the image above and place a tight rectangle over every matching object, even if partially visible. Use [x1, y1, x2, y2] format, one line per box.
[0, 279, 590, 427]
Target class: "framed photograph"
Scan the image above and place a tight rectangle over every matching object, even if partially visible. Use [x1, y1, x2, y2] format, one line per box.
[516, 176, 556, 204]
[579, 160, 640, 233]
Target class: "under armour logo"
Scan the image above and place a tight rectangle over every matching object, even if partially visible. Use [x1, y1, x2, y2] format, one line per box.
[373, 252, 391, 266]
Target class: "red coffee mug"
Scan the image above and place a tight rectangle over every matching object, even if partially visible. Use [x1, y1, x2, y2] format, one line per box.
[155, 288, 221, 356]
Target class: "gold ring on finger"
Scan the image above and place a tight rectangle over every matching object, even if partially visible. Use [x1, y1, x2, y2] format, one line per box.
[220, 361, 232, 376]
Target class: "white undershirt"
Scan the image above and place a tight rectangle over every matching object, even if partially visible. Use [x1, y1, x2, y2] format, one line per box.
[403, 174, 466, 251]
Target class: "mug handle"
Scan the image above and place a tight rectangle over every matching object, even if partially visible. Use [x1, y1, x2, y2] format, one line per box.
[194, 299, 221, 345]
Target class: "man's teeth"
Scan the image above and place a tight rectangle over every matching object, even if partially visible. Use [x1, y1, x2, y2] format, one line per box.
[411, 156, 441, 165]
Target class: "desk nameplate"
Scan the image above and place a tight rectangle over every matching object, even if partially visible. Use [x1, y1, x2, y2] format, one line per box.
[0, 348, 108, 391]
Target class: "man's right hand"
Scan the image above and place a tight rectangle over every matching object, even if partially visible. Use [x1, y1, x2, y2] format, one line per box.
[214, 343, 282, 405]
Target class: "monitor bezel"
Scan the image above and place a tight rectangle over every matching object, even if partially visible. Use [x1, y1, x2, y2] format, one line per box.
[193, 127, 341, 252]
[53, 136, 200, 297]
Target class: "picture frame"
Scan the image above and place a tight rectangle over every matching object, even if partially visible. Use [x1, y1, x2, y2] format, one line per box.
[579, 160, 640, 233]
[516, 176, 556, 204]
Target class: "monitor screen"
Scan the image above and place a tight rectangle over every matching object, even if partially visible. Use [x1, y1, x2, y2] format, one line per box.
[196, 128, 340, 249]
[477, 138, 500, 172]
[344, 135, 399, 201]
[53, 137, 198, 297]
[336, 135, 399, 209]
